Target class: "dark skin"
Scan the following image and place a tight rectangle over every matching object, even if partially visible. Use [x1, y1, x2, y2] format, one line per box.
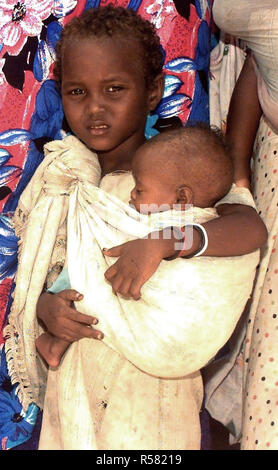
[226, 53, 263, 189]
[37, 39, 267, 344]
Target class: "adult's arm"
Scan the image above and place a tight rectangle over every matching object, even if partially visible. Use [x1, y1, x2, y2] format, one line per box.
[225, 52, 263, 188]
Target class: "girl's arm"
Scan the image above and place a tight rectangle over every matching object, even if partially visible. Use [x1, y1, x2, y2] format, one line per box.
[104, 204, 267, 299]
[225, 52, 263, 188]
[37, 289, 104, 342]
[198, 203, 267, 256]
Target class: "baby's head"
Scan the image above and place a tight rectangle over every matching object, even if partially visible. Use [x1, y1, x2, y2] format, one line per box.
[130, 125, 233, 213]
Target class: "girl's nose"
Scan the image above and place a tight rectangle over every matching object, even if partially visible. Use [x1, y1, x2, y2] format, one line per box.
[86, 94, 105, 116]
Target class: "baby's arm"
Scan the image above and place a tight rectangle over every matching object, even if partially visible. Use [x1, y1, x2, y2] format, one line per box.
[104, 203, 267, 299]
[104, 235, 172, 300]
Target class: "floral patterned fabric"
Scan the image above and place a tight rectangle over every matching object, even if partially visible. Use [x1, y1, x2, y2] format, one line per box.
[0, 0, 212, 449]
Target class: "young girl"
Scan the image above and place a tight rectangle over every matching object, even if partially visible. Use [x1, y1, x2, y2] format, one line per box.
[5, 7, 267, 450]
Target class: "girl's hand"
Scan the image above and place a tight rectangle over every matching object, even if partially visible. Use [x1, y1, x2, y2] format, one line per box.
[103, 234, 174, 300]
[36, 290, 103, 342]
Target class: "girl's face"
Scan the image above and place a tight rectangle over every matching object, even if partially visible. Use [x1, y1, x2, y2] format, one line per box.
[61, 36, 163, 175]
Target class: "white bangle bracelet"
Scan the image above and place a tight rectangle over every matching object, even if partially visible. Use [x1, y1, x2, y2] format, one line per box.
[165, 223, 209, 261]
[192, 223, 208, 257]
[180, 223, 209, 259]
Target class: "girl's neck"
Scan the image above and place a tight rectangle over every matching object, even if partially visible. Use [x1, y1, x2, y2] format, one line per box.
[98, 135, 146, 177]
[99, 156, 133, 177]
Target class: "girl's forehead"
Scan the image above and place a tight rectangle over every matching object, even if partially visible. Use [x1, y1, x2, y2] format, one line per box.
[62, 36, 146, 83]
[63, 35, 143, 64]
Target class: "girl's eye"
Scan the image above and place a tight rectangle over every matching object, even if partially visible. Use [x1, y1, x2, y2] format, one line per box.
[106, 85, 124, 93]
[70, 88, 84, 95]
[136, 189, 142, 194]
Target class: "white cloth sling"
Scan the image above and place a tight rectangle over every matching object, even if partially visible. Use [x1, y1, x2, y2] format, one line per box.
[4, 135, 259, 449]
[67, 182, 259, 380]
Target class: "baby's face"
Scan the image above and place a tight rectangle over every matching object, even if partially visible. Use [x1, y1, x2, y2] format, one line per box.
[130, 146, 177, 214]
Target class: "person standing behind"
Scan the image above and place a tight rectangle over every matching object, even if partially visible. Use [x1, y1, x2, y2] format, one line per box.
[213, 0, 278, 450]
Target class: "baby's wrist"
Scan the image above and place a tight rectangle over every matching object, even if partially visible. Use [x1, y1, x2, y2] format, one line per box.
[146, 229, 178, 259]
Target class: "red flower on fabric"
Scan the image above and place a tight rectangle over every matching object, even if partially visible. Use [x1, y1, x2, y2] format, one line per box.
[0, 1, 53, 56]
[144, 0, 176, 29]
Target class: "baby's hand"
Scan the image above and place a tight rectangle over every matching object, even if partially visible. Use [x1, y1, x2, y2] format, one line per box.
[36, 289, 103, 342]
[103, 234, 172, 300]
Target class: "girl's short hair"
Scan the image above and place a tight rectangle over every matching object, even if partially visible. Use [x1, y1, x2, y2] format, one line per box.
[54, 5, 164, 88]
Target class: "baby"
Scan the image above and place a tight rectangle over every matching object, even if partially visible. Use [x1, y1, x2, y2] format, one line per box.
[130, 124, 233, 213]
[35, 124, 233, 367]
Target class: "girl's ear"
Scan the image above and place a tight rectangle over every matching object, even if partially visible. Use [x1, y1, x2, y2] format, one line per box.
[176, 185, 194, 208]
[148, 73, 165, 112]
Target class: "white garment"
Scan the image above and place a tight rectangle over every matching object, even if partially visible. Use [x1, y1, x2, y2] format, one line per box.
[209, 31, 246, 130]
[4, 136, 259, 449]
[213, 0, 278, 132]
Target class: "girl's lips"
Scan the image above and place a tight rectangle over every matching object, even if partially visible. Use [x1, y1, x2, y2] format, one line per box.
[88, 124, 109, 136]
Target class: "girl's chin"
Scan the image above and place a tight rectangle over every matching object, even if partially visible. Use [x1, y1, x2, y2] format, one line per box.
[82, 139, 114, 154]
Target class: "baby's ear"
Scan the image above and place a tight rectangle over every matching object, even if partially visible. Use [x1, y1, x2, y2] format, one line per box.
[176, 185, 194, 207]
[148, 73, 164, 111]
